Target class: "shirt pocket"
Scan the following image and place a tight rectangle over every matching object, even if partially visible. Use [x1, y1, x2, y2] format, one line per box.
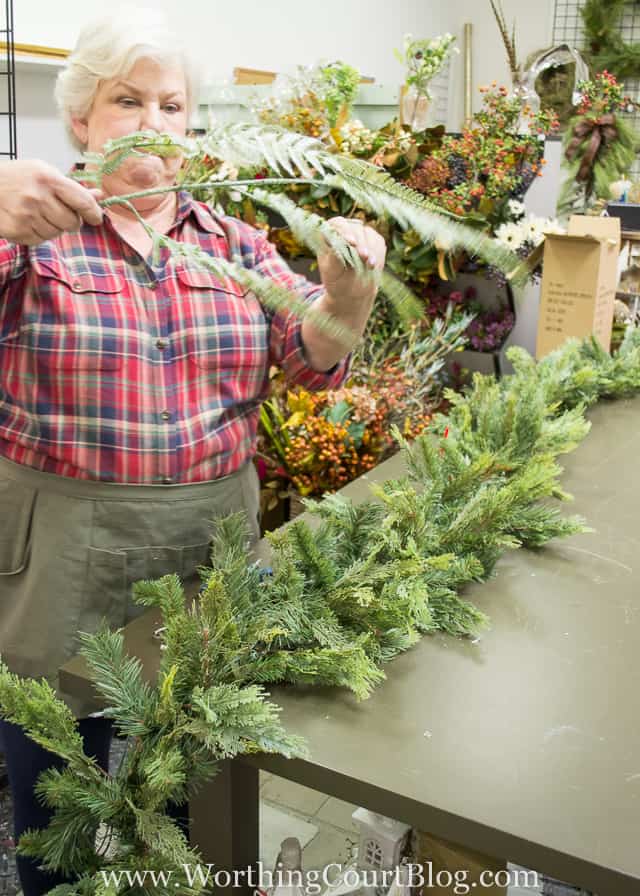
[0, 476, 37, 575]
[18, 255, 125, 371]
[176, 263, 269, 376]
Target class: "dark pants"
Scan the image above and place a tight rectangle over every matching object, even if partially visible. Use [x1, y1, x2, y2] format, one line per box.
[0, 717, 190, 896]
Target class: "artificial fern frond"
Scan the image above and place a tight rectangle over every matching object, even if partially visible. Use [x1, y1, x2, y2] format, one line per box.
[123, 201, 354, 346]
[320, 155, 525, 282]
[200, 123, 329, 177]
[247, 185, 422, 323]
[82, 128, 527, 286]
[247, 185, 367, 271]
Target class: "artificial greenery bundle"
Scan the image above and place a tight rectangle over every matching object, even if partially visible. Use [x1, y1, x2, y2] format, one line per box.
[3, 329, 640, 894]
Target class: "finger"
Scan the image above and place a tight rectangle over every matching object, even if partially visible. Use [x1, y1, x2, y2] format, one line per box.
[39, 197, 83, 234]
[30, 219, 60, 243]
[364, 231, 386, 270]
[345, 224, 374, 268]
[52, 176, 104, 226]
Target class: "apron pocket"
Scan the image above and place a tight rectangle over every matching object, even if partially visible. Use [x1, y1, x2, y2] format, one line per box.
[0, 478, 37, 575]
[81, 546, 127, 632]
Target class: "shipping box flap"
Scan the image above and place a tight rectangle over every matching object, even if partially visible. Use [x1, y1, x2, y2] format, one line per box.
[568, 214, 621, 250]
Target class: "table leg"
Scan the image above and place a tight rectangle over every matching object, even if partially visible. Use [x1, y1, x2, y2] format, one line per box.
[189, 758, 260, 894]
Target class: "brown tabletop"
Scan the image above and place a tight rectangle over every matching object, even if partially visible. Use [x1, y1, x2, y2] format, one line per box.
[60, 396, 640, 893]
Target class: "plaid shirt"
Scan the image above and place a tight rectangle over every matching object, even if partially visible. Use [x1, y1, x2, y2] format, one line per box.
[0, 192, 348, 483]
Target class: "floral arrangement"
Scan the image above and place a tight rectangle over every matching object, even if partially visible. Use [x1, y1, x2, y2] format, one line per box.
[466, 308, 515, 352]
[258, 309, 471, 503]
[574, 70, 632, 116]
[255, 61, 362, 138]
[396, 33, 458, 101]
[559, 70, 638, 216]
[260, 370, 431, 497]
[318, 61, 362, 128]
[419, 284, 515, 353]
[193, 76, 557, 292]
[406, 85, 558, 221]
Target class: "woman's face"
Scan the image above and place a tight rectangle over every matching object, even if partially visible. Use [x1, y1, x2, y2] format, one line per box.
[71, 56, 189, 198]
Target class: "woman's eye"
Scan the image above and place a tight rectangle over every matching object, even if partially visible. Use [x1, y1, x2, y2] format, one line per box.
[117, 97, 138, 107]
[164, 104, 181, 113]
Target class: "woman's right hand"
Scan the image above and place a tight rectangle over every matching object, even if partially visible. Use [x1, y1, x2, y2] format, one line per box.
[0, 160, 104, 245]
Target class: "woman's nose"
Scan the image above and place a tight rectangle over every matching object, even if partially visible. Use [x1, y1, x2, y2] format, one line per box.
[140, 103, 163, 132]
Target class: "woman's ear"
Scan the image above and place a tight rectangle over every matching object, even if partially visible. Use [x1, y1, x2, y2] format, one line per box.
[70, 116, 89, 147]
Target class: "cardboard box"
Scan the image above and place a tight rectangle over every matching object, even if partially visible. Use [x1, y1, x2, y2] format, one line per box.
[536, 215, 621, 359]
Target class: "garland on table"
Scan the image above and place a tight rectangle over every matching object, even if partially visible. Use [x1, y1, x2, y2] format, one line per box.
[581, 0, 640, 81]
[3, 329, 640, 894]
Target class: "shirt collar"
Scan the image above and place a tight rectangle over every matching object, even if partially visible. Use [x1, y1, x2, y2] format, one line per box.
[174, 190, 226, 236]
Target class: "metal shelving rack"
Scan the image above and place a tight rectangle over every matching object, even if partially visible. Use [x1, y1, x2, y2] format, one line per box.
[0, 0, 16, 159]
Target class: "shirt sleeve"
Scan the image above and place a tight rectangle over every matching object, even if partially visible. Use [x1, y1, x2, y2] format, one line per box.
[0, 240, 28, 340]
[250, 229, 350, 391]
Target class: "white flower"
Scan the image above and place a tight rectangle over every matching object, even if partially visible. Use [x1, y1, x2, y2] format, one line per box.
[507, 199, 526, 220]
[495, 221, 526, 250]
[523, 215, 547, 246]
[543, 217, 566, 236]
[229, 190, 242, 202]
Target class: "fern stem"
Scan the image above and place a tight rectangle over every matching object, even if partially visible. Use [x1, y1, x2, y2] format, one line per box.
[99, 178, 322, 208]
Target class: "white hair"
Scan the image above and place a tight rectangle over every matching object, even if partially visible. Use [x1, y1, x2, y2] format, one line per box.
[54, 5, 198, 150]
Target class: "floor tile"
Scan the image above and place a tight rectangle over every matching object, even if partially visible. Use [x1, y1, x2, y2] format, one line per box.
[313, 797, 360, 833]
[259, 770, 274, 791]
[260, 802, 318, 867]
[261, 775, 329, 816]
[302, 823, 357, 873]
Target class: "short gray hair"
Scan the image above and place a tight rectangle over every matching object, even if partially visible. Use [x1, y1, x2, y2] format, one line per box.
[54, 5, 198, 151]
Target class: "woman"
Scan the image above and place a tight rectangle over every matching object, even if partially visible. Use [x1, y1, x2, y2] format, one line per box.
[0, 9, 385, 895]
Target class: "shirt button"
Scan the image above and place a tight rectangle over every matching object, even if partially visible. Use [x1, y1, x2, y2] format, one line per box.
[156, 338, 169, 350]
[160, 410, 171, 421]
[149, 281, 159, 290]
[161, 476, 173, 485]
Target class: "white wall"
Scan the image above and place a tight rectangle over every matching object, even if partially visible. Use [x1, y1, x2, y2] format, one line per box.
[13, 0, 452, 166]
[16, 0, 449, 86]
[13, 0, 560, 165]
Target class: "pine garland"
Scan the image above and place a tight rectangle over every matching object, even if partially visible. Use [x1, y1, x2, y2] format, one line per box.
[581, 0, 640, 81]
[3, 330, 640, 892]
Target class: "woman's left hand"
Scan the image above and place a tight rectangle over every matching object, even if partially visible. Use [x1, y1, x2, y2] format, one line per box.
[317, 216, 387, 306]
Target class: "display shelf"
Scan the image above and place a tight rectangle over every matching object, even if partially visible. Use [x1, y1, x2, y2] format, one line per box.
[459, 281, 517, 379]
[193, 83, 402, 131]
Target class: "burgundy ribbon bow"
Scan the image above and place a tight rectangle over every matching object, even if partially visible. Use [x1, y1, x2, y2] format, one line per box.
[565, 113, 619, 183]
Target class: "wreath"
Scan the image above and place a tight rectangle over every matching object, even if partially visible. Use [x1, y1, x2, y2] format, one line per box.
[582, 0, 640, 81]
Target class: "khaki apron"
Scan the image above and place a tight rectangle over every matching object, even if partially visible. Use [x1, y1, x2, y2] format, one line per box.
[0, 455, 261, 719]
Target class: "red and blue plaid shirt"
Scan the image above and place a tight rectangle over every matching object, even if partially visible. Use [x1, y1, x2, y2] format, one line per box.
[0, 191, 348, 483]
